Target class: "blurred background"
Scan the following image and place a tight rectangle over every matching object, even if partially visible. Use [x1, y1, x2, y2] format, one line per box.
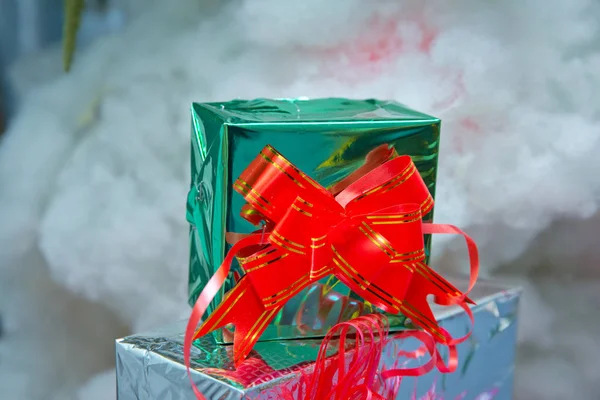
[1, 0, 599, 399]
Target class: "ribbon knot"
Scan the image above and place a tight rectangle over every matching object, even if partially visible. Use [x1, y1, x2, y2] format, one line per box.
[186, 145, 479, 369]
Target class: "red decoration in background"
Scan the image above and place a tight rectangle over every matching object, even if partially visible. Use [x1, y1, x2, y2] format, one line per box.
[184, 145, 479, 400]
[315, 12, 440, 74]
[311, 10, 468, 113]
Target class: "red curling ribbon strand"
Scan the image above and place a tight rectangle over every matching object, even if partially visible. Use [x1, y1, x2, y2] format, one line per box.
[185, 145, 480, 399]
[421, 223, 480, 304]
[296, 313, 468, 399]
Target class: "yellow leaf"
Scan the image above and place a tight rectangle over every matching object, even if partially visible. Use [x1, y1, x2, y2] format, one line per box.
[63, 0, 85, 72]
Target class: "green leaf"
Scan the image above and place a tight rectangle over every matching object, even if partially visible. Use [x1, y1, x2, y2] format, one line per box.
[63, 0, 85, 72]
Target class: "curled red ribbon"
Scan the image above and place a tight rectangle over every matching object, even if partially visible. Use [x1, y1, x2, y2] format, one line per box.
[184, 144, 479, 399]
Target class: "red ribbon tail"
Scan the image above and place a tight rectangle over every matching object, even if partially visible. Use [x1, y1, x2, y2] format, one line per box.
[231, 303, 284, 367]
[400, 283, 448, 344]
[401, 263, 476, 346]
[184, 233, 266, 399]
[192, 275, 253, 340]
[193, 275, 284, 367]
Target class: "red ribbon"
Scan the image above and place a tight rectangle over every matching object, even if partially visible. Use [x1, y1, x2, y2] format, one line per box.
[184, 144, 479, 399]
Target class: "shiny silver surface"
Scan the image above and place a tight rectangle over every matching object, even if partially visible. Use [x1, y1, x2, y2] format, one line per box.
[116, 279, 521, 399]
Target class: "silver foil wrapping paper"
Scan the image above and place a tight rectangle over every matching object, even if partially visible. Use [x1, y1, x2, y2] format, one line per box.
[116, 280, 521, 400]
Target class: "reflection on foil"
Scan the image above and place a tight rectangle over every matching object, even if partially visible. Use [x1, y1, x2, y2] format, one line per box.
[219, 282, 411, 341]
[412, 379, 499, 400]
[485, 299, 517, 339]
[290, 282, 367, 334]
[484, 301, 501, 318]
[460, 341, 480, 378]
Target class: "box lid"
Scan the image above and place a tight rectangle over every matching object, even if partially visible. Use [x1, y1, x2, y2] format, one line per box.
[192, 98, 439, 125]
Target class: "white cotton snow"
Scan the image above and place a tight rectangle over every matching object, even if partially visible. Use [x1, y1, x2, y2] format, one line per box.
[0, 0, 599, 398]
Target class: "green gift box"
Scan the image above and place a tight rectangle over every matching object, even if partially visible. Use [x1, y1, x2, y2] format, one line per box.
[187, 98, 440, 343]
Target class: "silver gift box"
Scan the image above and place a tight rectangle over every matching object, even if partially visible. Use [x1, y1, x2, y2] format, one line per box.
[116, 280, 521, 400]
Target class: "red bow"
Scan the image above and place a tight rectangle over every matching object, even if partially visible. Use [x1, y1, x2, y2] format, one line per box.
[185, 145, 479, 378]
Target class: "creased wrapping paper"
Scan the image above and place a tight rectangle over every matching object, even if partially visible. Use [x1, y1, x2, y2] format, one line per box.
[116, 279, 520, 400]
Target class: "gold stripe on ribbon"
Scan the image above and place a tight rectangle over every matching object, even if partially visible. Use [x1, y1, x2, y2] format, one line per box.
[235, 178, 271, 206]
[236, 307, 281, 361]
[333, 258, 368, 291]
[369, 217, 421, 225]
[399, 289, 446, 341]
[366, 211, 420, 220]
[297, 197, 314, 207]
[259, 151, 305, 188]
[205, 286, 249, 333]
[402, 299, 437, 326]
[393, 249, 424, 258]
[365, 164, 415, 196]
[390, 249, 425, 263]
[264, 145, 300, 172]
[367, 289, 400, 311]
[310, 264, 332, 279]
[263, 273, 311, 306]
[382, 165, 417, 193]
[291, 204, 313, 217]
[350, 163, 416, 204]
[414, 262, 461, 296]
[245, 253, 289, 272]
[270, 237, 306, 255]
[234, 185, 269, 212]
[272, 230, 305, 249]
[400, 303, 445, 342]
[334, 258, 410, 316]
[332, 246, 413, 314]
[299, 171, 325, 191]
[265, 146, 324, 192]
[358, 227, 394, 258]
[331, 246, 382, 292]
[359, 222, 396, 258]
[364, 266, 444, 341]
[333, 258, 401, 312]
[238, 248, 277, 265]
[420, 195, 434, 213]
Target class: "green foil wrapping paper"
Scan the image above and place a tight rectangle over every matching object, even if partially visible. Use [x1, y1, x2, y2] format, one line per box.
[187, 98, 440, 343]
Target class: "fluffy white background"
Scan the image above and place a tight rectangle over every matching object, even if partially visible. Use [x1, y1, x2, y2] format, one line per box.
[1, 0, 599, 398]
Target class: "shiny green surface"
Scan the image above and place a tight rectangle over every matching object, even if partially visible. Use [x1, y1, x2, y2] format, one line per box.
[187, 98, 440, 343]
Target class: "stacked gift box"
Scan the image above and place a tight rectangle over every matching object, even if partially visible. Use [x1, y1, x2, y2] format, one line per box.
[116, 99, 521, 399]
[117, 280, 520, 399]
